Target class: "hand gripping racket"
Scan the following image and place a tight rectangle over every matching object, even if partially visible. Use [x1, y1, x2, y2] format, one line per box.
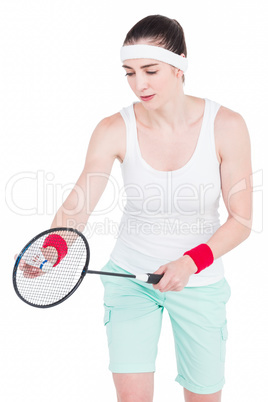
[13, 227, 164, 308]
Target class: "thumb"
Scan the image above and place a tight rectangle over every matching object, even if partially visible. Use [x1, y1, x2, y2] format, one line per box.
[152, 265, 167, 290]
[153, 265, 167, 275]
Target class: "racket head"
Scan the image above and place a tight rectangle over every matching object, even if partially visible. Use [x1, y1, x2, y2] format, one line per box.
[13, 227, 90, 308]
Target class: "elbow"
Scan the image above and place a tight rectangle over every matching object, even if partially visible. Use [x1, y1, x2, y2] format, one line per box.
[242, 225, 252, 241]
[229, 211, 252, 241]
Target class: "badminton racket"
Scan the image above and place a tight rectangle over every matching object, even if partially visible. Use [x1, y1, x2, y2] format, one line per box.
[13, 227, 164, 308]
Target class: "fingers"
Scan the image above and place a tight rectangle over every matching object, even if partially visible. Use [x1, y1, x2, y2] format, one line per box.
[22, 263, 45, 278]
[25, 266, 44, 278]
[14, 253, 44, 279]
[153, 283, 170, 292]
[152, 265, 167, 290]
[18, 258, 26, 271]
[14, 254, 26, 270]
[153, 265, 167, 275]
[153, 275, 169, 291]
[154, 281, 184, 292]
[152, 268, 184, 292]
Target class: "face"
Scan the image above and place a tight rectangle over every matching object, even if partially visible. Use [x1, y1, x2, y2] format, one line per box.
[122, 43, 185, 107]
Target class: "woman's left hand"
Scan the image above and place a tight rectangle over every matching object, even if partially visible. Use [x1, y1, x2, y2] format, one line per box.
[152, 255, 198, 292]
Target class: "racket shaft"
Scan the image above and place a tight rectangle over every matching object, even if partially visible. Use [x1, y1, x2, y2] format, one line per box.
[86, 270, 163, 284]
[87, 270, 135, 279]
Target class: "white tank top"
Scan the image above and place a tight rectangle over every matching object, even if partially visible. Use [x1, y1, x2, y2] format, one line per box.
[110, 97, 225, 286]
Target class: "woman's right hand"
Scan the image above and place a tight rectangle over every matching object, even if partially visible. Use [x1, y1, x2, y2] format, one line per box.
[14, 246, 58, 279]
[14, 253, 45, 278]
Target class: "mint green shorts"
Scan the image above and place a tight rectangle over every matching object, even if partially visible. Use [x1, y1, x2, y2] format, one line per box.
[100, 259, 231, 395]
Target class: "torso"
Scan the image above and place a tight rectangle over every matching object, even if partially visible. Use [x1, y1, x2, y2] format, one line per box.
[111, 95, 233, 169]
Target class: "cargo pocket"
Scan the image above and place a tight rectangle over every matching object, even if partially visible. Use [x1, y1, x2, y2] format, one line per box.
[220, 323, 228, 362]
[103, 306, 112, 346]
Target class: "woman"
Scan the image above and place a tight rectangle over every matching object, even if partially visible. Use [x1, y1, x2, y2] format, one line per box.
[51, 14, 252, 402]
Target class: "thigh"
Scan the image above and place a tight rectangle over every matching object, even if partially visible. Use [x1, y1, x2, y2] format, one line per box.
[165, 278, 231, 395]
[100, 260, 164, 374]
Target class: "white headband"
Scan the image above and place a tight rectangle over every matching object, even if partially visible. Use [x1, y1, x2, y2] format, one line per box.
[120, 44, 188, 72]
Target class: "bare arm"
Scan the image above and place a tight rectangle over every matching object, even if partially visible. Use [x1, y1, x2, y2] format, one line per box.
[50, 115, 121, 244]
[153, 108, 253, 292]
[206, 108, 253, 258]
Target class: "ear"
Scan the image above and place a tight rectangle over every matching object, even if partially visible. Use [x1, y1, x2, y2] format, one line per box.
[171, 65, 181, 78]
[176, 69, 184, 79]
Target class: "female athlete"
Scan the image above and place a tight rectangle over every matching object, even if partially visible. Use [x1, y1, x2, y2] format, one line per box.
[51, 14, 253, 402]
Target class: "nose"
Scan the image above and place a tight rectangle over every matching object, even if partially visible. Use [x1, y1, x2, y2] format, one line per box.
[134, 73, 150, 93]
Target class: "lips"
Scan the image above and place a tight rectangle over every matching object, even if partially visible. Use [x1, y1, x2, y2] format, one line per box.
[140, 94, 155, 101]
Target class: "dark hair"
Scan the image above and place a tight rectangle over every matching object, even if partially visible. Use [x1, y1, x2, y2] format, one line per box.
[123, 14, 187, 84]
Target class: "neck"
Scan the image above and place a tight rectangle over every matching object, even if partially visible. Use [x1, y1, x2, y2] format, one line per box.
[141, 93, 192, 133]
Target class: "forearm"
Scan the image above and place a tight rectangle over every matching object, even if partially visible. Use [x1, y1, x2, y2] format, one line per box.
[206, 216, 251, 260]
[50, 181, 89, 231]
[50, 201, 89, 230]
[50, 196, 90, 248]
[50, 168, 109, 241]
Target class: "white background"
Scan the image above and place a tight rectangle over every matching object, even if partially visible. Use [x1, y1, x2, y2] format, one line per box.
[1, 1, 267, 401]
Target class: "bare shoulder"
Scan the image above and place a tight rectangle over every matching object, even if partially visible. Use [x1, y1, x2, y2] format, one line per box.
[96, 111, 126, 163]
[82, 110, 126, 174]
[214, 104, 251, 164]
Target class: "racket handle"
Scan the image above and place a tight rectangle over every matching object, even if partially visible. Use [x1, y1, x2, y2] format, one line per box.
[136, 273, 164, 284]
[146, 273, 164, 284]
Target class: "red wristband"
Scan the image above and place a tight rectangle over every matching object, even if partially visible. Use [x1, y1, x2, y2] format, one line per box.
[183, 243, 214, 274]
[42, 234, 68, 267]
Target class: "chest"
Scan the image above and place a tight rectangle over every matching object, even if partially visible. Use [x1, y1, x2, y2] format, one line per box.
[117, 105, 222, 168]
[136, 124, 203, 171]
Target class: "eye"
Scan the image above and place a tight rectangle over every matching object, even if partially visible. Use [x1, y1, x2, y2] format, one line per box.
[125, 71, 157, 76]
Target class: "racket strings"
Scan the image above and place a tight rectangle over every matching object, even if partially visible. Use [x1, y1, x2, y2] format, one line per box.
[14, 230, 88, 307]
